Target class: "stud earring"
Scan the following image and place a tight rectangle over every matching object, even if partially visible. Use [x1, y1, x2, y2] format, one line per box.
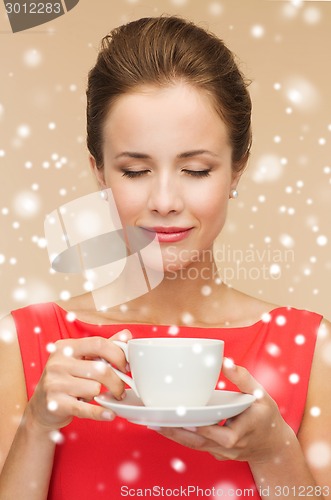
[230, 189, 239, 199]
[100, 189, 109, 201]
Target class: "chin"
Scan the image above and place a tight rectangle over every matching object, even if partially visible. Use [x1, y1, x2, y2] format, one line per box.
[162, 259, 196, 275]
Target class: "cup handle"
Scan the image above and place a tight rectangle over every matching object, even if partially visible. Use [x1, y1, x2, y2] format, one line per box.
[111, 340, 140, 398]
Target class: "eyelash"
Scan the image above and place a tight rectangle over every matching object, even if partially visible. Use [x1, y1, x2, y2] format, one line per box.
[121, 169, 211, 178]
[121, 170, 148, 178]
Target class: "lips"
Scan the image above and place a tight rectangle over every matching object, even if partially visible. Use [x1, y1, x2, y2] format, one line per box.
[141, 226, 193, 243]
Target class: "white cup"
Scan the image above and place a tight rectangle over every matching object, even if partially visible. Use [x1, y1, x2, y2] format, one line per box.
[112, 338, 224, 407]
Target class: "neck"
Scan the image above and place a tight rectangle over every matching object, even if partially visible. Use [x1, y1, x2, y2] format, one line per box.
[113, 258, 228, 326]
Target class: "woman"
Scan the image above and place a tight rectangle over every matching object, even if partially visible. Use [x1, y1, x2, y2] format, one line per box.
[0, 16, 330, 500]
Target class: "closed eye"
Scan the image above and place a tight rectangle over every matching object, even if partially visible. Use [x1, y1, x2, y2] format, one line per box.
[182, 169, 211, 178]
[121, 169, 211, 179]
[121, 170, 150, 178]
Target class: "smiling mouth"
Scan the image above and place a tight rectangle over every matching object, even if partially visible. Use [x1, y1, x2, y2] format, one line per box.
[141, 226, 194, 243]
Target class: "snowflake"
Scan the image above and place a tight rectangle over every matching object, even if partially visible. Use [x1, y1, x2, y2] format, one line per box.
[46, 343, 56, 353]
[170, 457, 186, 473]
[13, 191, 41, 218]
[306, 441, 331, 469]
[176, 406, 187, 417]
[60, 290, 71, 301]
[168, 325, 179, 336]
[266, 343, 281, 357]
[49, 430, 64, 444]
[251, 155, 283, 183]
[283, 77, 319, 111]
[302, 6, 321, 25]
[192, 343, 203, 354]
[294, 334, 305, 345]
[17, 124, 31, 138]
[63, 346, 74, 357]
[316, 235, 328, 247]
[251, 25, 265, 38]
[208, 2, 223, 16]
[47, 400, 58, 412]
[289, 373, 300, 384]
[280, 234, 295, 249]
[118, 461, 140, 482]
[182, 312, 194, 325]
[275, 315, 286, 326]
[23, 48, 42, 67]
[0, 329, 14, 343]
[204, 354, 217, 367]
[201, 285, 212, 296]
[310, 406, 321, 418]
[213, 481, 238, 499]
[253, 388, 264, 400]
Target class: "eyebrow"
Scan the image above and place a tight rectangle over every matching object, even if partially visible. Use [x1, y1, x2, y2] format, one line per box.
[114, 149, 220, 160]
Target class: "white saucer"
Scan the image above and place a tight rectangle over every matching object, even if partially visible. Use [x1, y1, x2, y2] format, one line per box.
[94, 390, 255, 427]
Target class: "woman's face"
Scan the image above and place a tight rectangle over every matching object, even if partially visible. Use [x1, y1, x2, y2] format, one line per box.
[91, 83, 239, 272]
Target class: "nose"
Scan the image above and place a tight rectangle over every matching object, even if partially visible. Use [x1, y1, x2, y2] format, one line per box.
[147, 172, 184, 216]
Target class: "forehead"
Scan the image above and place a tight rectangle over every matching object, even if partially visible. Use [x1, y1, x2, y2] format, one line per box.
[102, 83, 230, 155]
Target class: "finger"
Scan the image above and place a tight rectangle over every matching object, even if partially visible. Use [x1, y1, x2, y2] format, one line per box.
[69, 359, 126, 399]
[222, 358, 262, 395]
[154, 426, 241, 461]
[109, 329, 132, 342]
[54, 334, 131, 371]
[101, 329, 132, 371]
[196, 424, 239, 449]
[67, 378, 102, 400]
[72, 398, 116, 421]
[45, 374, 101, 400]
[156, 427, 207, 450]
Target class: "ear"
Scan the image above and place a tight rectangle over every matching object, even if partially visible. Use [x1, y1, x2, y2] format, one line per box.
[230, 168, 243, 192]
[89, 155, 107, 189]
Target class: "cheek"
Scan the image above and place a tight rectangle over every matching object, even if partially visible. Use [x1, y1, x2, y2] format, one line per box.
[105, 180, 144, 222]
[188, 184, 229, 222]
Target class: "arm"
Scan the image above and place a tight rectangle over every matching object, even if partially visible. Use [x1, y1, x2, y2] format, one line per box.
[0, 314, 54, 500]
[156, 340, 331, 500]
[0, 314, 131, 499]
[296, 319, 331, 493]
[250, 318, 331, 497]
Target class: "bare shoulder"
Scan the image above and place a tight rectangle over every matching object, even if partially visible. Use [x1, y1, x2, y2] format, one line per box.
[297, 318, 331, 485]
[55, 292, 133, 325]
[221, 287, 280, 327]
[0, 314, 26, 392]
[0, 314, 27, 470]
[56, 292, 93, 313]
[55, 292, 99, 323]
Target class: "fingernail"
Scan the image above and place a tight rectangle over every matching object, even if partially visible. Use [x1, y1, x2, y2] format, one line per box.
[125, 363, 130, 372]
[120, 391, 127, 400]
[101, 411, 114, 421]
[147, 426, 161, 431]
[182, 426, 197, 432]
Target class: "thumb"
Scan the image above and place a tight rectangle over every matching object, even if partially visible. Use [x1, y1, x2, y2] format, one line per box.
[109, 328, 133, 342]
[222, 358, 263, 396]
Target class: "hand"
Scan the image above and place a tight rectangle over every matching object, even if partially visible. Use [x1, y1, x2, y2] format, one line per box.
[24, 329, 132, 432]
[156, 359, 295, 465]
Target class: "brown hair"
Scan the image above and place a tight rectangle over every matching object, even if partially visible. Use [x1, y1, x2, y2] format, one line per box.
[86, 16, 252, 172]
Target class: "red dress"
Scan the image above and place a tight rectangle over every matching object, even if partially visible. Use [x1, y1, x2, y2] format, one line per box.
[11, 303, 322, 500]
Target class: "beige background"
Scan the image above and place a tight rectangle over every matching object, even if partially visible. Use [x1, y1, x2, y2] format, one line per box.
[0, 0, 330, 319]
